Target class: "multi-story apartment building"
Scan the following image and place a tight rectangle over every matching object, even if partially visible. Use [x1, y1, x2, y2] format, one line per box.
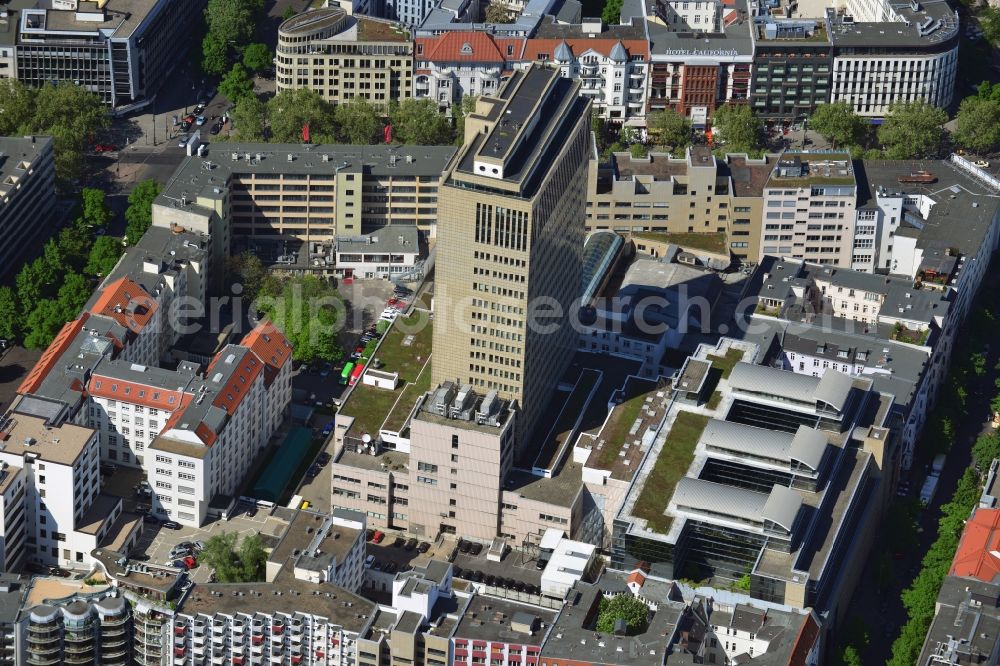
[432, 64, 591, 451]
[276, 8, 413, 110]
[586, 146, 772, 262]
[521, 18, 648, 122]
[1, 0, 202, 112]
[23, 593, 132, 665]
[641, 0, 754, 128]
[152, 143, 455, 277]
[0, 410, 142, 572]
[414, 32, 527, 113]
[612, 340, 898, 627]
[750, 17, 833, 122]
[0, 136, 55, 279]
[760, 152, 857, 266]
[266, 508, 368, 592]
[826, 2, 958, 118]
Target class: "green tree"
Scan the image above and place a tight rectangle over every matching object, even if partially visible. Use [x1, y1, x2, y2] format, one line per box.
[219, 64, 255, 104]
[43, 238, 69, 275]
[81, 188, 112, 229]
[647, 108, 692, 151]
[602, 0, 623, 24]
[242, 42, 273, 73]
[878, 101, 947, 159]
[982, 7, 1000, 46]
[0, 287, 20, 342]
[389, 99, 452, 145]
[23, 299, 70, 350]
[16, 257, 57, 315]
[595, 595, 649, 635]
[124, 179, 163, 246]
[334, 98, 382, 145]
[267, 88, 336, 143]
[954, 96, 1000, 155]
[973, 432, 1000, 468]
[453, 94, 479, 146]
[202, 32, 231, 77]
[840, 646, 863, 666]
[0, 79, 34, 136]
[238, 533, 267, 581]
[281, 5, 298, 20]
[484, 1, 516, 22]
[231, 95, 269, 142]
[57, 273, 91, 315]
[226, 252, 268, 301]
[808, 101, 866, 148]
[711, 103, 763, 153]
[977, 80, 1000, 103]
[24, 82, 109, 182]
[204, 0, 256, 48]
[200, 532, 242, 583]
[255, 274, 345, 363]
[56, 222, 92, 273]
[86, 236, 124, 277]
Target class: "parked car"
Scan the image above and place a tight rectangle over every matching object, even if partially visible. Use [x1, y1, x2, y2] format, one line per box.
[404, 538, 417, 551]
[194, 103, 206, 114]
[447, 548, 458, 562]
[195, 115, 206, 126]
[372, 530, 385, 544]
[365, 555, 375, 568]
[366, 529, 375, 541]
[182, 556, 197, 569]
[975, 160, 991, 168]
[48, 567, 71, 577]
[469, 542, 483, 556]
[391, 537, 405, 548]
[320, 423, 334, 437]
[306, 465, 320, 479]
[246, 505, 258, 518]
[316, 451, 331, 465]
[178, 137, 189, 148]
[162, 521, 182, 530]
[93, 143, 116, 153]
[142, 514, 160, 525]
[459, 540, 472, 554]
[210, 121, 223, 135]
[417, 541, 431, 553]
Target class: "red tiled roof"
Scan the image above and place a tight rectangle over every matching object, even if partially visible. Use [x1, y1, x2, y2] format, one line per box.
[416, 32, 525, 63]
[211, 353, 263, 416]
[88, 375, 188, 412]
[90, 277, 158, 334]
[787, 612, 820, 665]
[951, 509, 1000, 583]
[627, 570, 646, 587]
[522, 38, 648, 61]
[241, 323, 292, 388]
[17, 314, 90, 395]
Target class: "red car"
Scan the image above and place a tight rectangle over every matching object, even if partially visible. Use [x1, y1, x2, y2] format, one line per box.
[93, 143, 116, 153]
[372, 530, 385, 544]
[183, 555, 197, 569]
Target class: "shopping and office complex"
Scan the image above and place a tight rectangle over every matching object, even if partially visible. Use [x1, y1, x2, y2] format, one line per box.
[0, 0, 202, 112]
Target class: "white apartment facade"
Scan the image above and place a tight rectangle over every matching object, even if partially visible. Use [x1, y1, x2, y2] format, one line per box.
[761, 154, 857, 267]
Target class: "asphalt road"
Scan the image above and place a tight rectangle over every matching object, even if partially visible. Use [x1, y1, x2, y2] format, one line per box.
[845, 343, 1000, 663]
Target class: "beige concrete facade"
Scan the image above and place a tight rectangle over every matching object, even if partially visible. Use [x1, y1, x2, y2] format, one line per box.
[432, 65, 591, 453]
[760, 152, 857, 267]
[276, 8, 412, 109]
[585, 147, 771, 262]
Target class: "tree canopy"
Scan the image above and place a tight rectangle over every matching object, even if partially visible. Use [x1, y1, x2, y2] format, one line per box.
[595, 595, 649, 635]
[231, 95, 269, 142]
[334, 98, 383, 145]
[601, 0, 623, 24]
[389, 99, 453, 145]
[254, 275, 345, 363]
[808, 101, 866, 148]
[646, 108, 692, 151]
[86, 236, 124, 277]
[202, 0, 266, 76]
[201, 32, 230, 77]
[484, 1, 516, 22]
[878, 101, 947, 159]
[267, 88, 336, 143]
[81, 188, 112, 229]
[220, 63, 256, 104]
[954, 96, 1000, 155]
[125, 179, 163, 246]
[242, 43, 273, 73]
[0, 80, 109, 182]
[711, 103, 762, 153]
[199, 532, 266, 583]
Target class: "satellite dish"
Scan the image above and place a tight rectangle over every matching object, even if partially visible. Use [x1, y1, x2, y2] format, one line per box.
[362, 434, 372, 443]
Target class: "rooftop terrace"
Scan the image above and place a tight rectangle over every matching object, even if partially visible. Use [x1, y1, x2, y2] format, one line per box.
[340, 311, 433, 438]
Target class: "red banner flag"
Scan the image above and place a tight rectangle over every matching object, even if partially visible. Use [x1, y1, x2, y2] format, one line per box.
[302, 122, 310, 144]
[384, 123, 392, 144]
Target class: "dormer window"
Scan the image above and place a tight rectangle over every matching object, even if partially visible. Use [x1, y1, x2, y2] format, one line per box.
[460, 42, 473, 55]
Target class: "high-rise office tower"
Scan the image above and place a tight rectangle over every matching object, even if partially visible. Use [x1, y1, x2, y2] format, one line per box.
[432, 64, 591, 454]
